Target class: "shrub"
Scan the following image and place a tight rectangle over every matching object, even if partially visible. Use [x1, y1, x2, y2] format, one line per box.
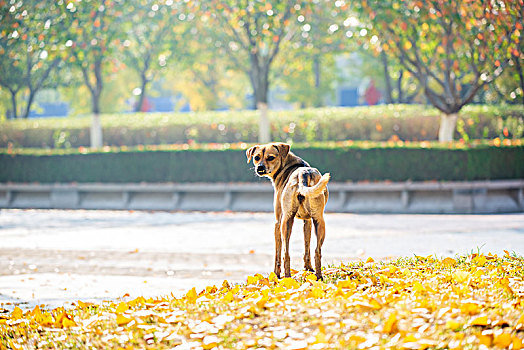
[0, 105, 522, 148]
[1, 142, 522, 183]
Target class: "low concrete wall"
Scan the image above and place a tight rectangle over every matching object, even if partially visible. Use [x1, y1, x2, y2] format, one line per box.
[0, 180, 523, 214]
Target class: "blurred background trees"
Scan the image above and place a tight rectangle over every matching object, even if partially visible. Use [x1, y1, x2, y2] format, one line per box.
[0, 1, 67, 119]
[0, 0, 522, 142]
[356, 0, 522, 141]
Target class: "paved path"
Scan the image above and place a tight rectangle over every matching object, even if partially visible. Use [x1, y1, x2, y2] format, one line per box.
[1, 209, 523, 309]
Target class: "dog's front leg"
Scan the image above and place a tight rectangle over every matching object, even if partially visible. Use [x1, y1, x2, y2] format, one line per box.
[281, 215, 295, 278]
[273, 222, 282, 277]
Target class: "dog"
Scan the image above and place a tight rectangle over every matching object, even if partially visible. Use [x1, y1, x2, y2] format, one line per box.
[246, 142, 330, 280]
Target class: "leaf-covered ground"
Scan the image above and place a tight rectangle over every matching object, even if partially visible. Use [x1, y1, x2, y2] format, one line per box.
[1, 253, 523, 349]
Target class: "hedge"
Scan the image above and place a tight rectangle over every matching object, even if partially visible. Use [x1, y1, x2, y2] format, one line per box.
[1, 105, 523, 148]
[1, 144, 522, 183]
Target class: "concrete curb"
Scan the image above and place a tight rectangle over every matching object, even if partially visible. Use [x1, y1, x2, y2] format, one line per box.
[0, 180, 523, 214]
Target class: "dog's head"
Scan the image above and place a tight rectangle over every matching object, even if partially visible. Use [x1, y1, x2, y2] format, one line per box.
[246, 142, 290, 178]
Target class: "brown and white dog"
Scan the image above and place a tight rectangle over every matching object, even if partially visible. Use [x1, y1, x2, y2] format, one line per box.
[246, 142, 330, 280]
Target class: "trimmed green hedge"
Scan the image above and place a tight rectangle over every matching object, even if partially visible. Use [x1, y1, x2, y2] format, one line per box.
[1, 105, 523, 148]
[1, 145, 522, 183]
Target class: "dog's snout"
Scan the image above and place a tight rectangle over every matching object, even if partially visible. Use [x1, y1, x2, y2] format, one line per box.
[256, 164, 267, 175]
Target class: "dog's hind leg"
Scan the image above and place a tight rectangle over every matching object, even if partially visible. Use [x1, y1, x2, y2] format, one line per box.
[274, 222, 282, 277]
[303, 219, 314, 272]
[281, 215, 295, 278]
[313, 216, 326, 280]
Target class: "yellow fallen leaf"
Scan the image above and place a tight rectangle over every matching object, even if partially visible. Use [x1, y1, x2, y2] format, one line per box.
[493, 332, 512, 348]
[337, 279, 355, 289]
[116, 313, 133, 326]
[221, 280, 230, 290]
[460, 301, 480, 315]
[309, 287, 325, 298]
[256, 296, 268, 308]
[470, 315, 489, 326]
[473, 255, 487, 266]
[116, 302, 129, 313]
[55, 312, 77, 328]
[36, 312, 54, 327]
[382, 312, 398, 333]
[185, 288, 198, 304]
[366, 257, 374, 263]
[306, 273, 317, 282]
[446, 320, 461, 331]
[30, 305, 41, 318]
[222, 291, 233, 303]
[442, 257, 457, 266]
[412, 281, 425, 293]
[453, 270, 471, 283]
[128, 296, 146, 307]
[512, 336, 523, 350]
[280, 277, 300, 289]
[347, 335, 366, 345]
[516, 314, 524, 329]
[477, 333, 492, 347]
[11, 306, 23, 320]
[77, 301, 93, 309]
[268, 272, 278, 283]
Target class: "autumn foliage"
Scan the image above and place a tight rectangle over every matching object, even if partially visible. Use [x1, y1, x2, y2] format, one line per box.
[358, 0, 522, 115]
[1, 253, 523, 349]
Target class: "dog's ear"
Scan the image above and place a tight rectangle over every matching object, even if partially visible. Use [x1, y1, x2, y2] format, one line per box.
[274, 143, 290, 159]
[246, 145, 258, 163]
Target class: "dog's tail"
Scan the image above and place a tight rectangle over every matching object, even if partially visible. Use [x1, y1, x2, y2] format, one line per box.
[298, 172, 330, 197]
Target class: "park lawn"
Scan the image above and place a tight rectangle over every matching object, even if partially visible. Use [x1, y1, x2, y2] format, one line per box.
[1, 253, 523, 349]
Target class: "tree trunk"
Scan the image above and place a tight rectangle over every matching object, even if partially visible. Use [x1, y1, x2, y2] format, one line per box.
[257, 102, 270, 143]
[9, 89, 18, 119]
[135, 53, 151, 112]
[22, 89, 36, 119]
[90, 87, 103, 148]
[89, 60, 104, 148]
[254, 77, 269, 108]
[313, 55, 322, 107]
[251, 63, 270, 143]
[515, 57, 524, 105]
[438, 113, 458, 142]
[90, 113, 103, 148]
[397, 70, 404, 103]
[381, 51, 393, 104]
[135, 73, 148, 112]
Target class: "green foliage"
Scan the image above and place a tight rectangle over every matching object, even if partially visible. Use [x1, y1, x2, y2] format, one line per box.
[0, 1, 67, 118]
[0, 105, 522, 148]
[1, 143, 522, 183]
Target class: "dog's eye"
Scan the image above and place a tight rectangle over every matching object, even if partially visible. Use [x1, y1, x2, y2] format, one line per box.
[267, 156, 275, 161]
[254, 155, 261, 161]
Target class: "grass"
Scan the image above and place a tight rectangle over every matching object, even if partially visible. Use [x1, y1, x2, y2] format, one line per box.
[1, 252, 523, 349]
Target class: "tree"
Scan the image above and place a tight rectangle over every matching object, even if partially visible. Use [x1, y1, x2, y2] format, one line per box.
[356, 0, 522, 141]
[62, 0, 125, 147]
[197, 1, 309, 142]
[275, 0, 350, 107]
[175, 25, 250, 111]
[0, 1, 66, 119]
[380, 51, 421, 104]
[122, 0, 189, 112]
